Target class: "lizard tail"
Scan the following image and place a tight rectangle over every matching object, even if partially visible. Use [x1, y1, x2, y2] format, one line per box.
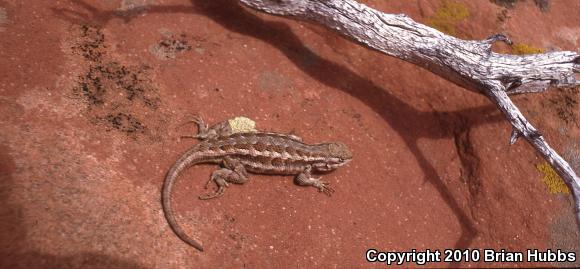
[162, 149, 205, 251]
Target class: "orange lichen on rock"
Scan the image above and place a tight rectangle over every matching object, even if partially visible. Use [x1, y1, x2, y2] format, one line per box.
[536, 162, 570, 194]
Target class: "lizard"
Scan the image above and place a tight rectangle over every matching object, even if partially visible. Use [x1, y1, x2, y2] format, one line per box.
[162, 116, 353, 251]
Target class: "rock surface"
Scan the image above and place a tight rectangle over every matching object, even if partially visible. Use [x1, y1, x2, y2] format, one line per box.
[0, 0, 579, 268]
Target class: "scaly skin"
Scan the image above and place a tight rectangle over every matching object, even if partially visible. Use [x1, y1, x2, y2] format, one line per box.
[163, 117, 352, 251]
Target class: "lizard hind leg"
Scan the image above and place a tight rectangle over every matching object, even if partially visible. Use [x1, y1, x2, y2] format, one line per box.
[183, 115, 234, 141]
[295, 165, 335, 196]
[199, 166, 249, 200]
[199, 169, 231, 200]
[181, 115, 209, 140]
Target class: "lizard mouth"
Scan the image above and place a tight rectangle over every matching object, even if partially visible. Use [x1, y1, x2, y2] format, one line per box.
[336, 159, 351, 167]
[324, 159, 351, 170]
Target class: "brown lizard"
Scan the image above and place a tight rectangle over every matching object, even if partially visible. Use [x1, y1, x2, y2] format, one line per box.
[162, 116, 352, 251]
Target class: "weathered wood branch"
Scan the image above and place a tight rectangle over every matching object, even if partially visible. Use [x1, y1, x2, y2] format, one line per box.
[239, 0, 580, 227]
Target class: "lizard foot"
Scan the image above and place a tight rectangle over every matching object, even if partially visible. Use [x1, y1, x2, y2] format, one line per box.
[314, 180, 335, 196]
[179, 115, 207, 140]
[199, 167, 248, 200]
[199, 186, 226, 200]
[295, 168, 335, 196]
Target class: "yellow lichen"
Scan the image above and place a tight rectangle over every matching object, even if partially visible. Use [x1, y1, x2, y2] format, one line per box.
[511, 43, 544, 55]
[536, 162, 570, 194]
[228, 116, 256, 134]
[427, 0, 470, 36]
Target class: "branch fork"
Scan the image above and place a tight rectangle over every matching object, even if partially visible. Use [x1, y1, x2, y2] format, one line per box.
[239, 0, 580, 227]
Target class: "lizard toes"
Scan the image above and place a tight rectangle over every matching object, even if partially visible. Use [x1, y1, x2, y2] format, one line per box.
[191, 114, 203, 123]
[324, 186, 335, 196]
[317, 182, 334, 196]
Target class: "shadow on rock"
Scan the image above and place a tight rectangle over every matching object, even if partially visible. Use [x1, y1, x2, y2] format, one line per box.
[50, 0, 511, 254]
[0, 144, 148, 269]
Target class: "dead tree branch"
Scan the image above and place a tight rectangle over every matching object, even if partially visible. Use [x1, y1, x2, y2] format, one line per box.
[239, 0, 580, 227]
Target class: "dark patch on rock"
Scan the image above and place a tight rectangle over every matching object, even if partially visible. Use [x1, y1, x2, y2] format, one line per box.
[75, 62, 160, 109]
[150, 33, 192, 60]
[104, 112, 145, 134]
[73, 25, 106, 62]
[490, 0, 550, 11]
[533, 0, 550, 11]
[490, 0, 518, 8]
[70, 25, 163, 137]
[545, 87, 579, 127]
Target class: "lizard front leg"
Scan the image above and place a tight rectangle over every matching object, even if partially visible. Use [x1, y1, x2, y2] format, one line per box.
[295, 165, 335, 196]
[199, 157, 249, 200]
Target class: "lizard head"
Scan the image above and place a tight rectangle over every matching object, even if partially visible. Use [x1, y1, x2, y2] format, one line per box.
[313, 142, 353, 172]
